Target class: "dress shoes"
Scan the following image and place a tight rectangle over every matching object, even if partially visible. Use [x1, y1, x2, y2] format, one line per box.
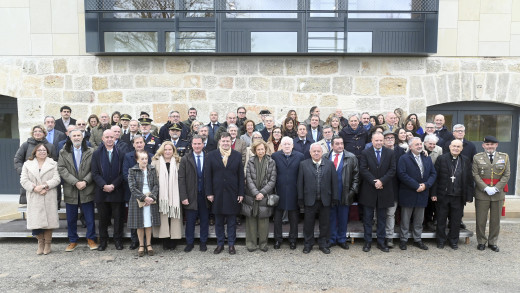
[229, 245, 236, 255]
[200, 243, 207, 252]
[115, 240, 124, 250]
[303, 246, 312, 254]
[129, 241, 139, 250]
[98, 240, 108, 251]
[488, 245, 499, 252]
[184, 244, 194, 253]
[247, 248, 256, 252]
[362, 243, 371, 252]
[319, 246, 331, 254]
[437, 242, 445, 249]
[477, 244, 486, 251]
[399, 241, 407, 250]
[449, 243, 458, 250]
[385, 238, 394, 248]
[273, 241, 281, 249]
[460, 221, 466, 230]
[289, 242, 297, 250]
[338, 242, 349, 250]
[328, 243, 337, 248]
[413, 241, 429, 250]
[377, 243, 389, 252]
[213, 245, 224, 254]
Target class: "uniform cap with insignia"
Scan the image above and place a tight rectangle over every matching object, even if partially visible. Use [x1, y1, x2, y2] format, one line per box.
[120, 114, 132, 121]
[483, 136, 499, 143]
[138, 117, 153, 125]
[169, 123, 182, 131]
[259, 109, 271, 115]
[140, 111, 150, 117]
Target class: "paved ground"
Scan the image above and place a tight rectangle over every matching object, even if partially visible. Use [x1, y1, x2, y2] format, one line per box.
[0, 221, 519, 292]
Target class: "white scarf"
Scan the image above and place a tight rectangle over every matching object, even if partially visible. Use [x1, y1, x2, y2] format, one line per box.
[158, 156, 180, 219]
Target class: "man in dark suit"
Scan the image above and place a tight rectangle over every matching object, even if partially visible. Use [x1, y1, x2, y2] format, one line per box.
[54, 105, 76, 133]
[397, 137, 437, 251]
[207, 111, 220, 143]
[297, 143, 338, 254]
[442, 124, 477, 162]
[434, 114, 454, 145]
[306, 115, 323, 142]
[168, 123, 189, 157]
[44, 115, 67, 208]
[120, 119, 140, 146]
[179, 135, 210, 252]
[139, 117, 161, 154]
[260, 115, 275, 142]
[91, 129, 125, 251]
[271, 137, 305, 250]
[198, 125, 217, 152]
[205, 132, 244, 255]
[359, 132, 396, 253]
[293, 123, 314, 159]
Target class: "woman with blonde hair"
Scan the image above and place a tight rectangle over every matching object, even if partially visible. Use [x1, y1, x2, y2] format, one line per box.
[326, 115, 342, 136]
[20, 143, 61, 255]
[151, 141, 183, 250]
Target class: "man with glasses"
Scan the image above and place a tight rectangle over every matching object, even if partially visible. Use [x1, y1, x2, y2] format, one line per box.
[255, 109, 271, 131]
[159, 110, 189, 142]
[260, 115, 275, 142]
[55, 105, 76, 133]
[215, 112, 240, 142]
[121, 119, 140, 146]
[421, 122, 444, 147]
[75, 119, 90, 141]
[236, 107, 248, 134]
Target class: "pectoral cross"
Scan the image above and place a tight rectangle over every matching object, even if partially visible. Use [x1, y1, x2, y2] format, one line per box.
[450, 175, 456, 183]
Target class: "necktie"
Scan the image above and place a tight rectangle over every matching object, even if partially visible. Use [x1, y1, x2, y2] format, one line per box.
[334, 153, 339, 169]
[232, 140, 236, 149]
[313, 129, 317, 141]
[376, 150, 381, 164]
[108, 150, 112, 163]
[196, 155, 202, 175]
[74, 149, 81, 172]
[389, 125, 393, 132]
[130, 134, 134, 141]
[327, 141, 331, 152]
[174, 140, 177, 147]
[286, 155, 290, 161]
[489, 154, 493, 163]
[415, 155, 424, 177]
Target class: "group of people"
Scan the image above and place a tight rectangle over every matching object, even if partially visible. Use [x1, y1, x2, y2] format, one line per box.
[15, 105, 510, 256]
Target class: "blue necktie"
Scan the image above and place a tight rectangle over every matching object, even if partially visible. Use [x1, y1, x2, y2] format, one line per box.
[108, 150, 112, 163]
[326, 141, 331, 152]
[196, 155, 202, 176]
[376, 150, 381, 164]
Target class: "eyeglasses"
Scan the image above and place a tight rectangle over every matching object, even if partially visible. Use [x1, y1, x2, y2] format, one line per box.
[238, 112, 246, 114]
[273, 131, 282, 134]
[77, 123, 86, 126]
[384, 137, 395, 140]
[37, 149, 48, 153]
[453, 130, 465, 133]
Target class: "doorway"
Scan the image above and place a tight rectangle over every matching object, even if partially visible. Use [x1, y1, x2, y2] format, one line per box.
[427, 102, 518, 195]
[0, 96, 20, 194]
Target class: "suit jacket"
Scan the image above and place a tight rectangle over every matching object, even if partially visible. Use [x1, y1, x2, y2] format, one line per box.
[143, 134, 161, 154]
[293, 137, 314, 159]
[260, 128, 272, 142]
[232, 138, 247, 166]
[159, 121, 189, 142]
[120, 131, 140, 146]
[397, 151, 437, 208]
[171, 139, 190, 157]
[204, 149, 245, 215]
[178, 151, 208, 211]
[306, 125, 323, 142]
[49, 129, 67, 148]
[91, 144, 124, 203]
[317, 139, 332, 154]
[203, 139, 217, 153]
[272, 151, 305, 210]
[325, 150, 359, 206]
[472, 151, 510, 201]
[381, 124, 398, 133]
[55, 117, 76, 133]
[297, 158, 338, 207]
[207, 122, 221, 143]
[358, 147, 396, 208]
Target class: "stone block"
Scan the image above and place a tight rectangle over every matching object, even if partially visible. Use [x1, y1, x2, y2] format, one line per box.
[332, 77, 352, 95]
[457, 21, 479, 56]
[135, 76, 148, 88]
[291, 93, 318, 106]
[496, 73, 509, 102]
[447, 73, 461, 102]
[73, 76, 91, 90]
[189, 89, 206, 101]
[508, 74, 520, 103]
[437, 29, 457, 56]
[149, 75, 182, 88]
[151, 58, 165, 74]
[256, 92, 269, 104]
[153, 104, 189, 124]
[109, 75, 133, 89]
[436, 75, 449, 103]
[44, 103, 64, 118]
[18, 98, 42, 121]
[272, 78, 296, 92]
[166, 58, 191, 74]
[438, 0, 459, 28]
[473, 73, 486, 100]
[458, 0, 480, 20]
[360, 59, 381, 76]
[479, 14, 512, 42]
[426, 59, 441, 74]
[249, 77, 270, 91]
[480, 0, 513, 14]
[310, 59, 338, 75]
[207, 90, 230, 103]
[461, 73, 473, 101]
[408, 99, 426, 115]
[285, 59, 308, 75]
[337, 96, 357, 110]
[125, 90, 170, 103]
[91, 76, 108, 91]
[231, 90, 257, 104]
[184, 75, 201, 88]
[203, 76, 217, 89]
[339, 58, 361, 75]
[461, 60, 478, 72]
[63, 91, 95, 103]
[44, 75, 63, 88]
[43, 90, 62, 102]
[478, 42, 510, 57]
[218, 77, 233, 89]
[37, 59, 53, 74]
[171, 89, 187, 103]
[297, 78, 331, 93]
[269, 92, 290, 105]
[356, 97, 381, 111]
[113, 58, 128, 73]
[441, 59, 460, 72]
[409, 76, 423, 98]
[192, 58, 213, 73]
[480, 60, 506, 72]
[235, 77, 247, 89]
[422, 76, 437, 105]
[390, 58, 426, 74]
[53, 59, 67, 73]
[22, 60, 37, 74]
[382, 97, 406, 111]
[259, 59, 284, 76]
[97, 58, 112, 74]
[321, 95, 338, 107]
[79, 58, 96, 75]
[238, 59, 258, 75]
[379, 77, 407, 96]
[214, 59, 237, 75]
[353, 77, 376, 96]
[98, 91, 123, 104]
[129, 59, 150, 74]
[484, 73, 497, 100]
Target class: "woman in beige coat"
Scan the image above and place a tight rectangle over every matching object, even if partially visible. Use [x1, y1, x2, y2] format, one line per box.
[20, 143, 61, 255]
[151, 141, 182, 250]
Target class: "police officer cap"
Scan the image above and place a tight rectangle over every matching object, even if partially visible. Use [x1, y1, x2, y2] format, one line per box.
[259, 109, 271, 115]
[140, 111, 150, 117]
[483, 136, 499, 143]
[120, 114, 132, 121]
[138, 117, 153, 125]
[169, 123, 182, 131]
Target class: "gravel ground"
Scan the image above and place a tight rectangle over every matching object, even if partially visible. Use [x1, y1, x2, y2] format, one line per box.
[0, 221, 519, 292]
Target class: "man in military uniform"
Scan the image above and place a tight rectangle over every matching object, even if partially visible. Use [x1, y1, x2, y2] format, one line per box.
[138, 117, 161, 154]
[472, 136, 510, 252]
[169, 123, 189, 157]
[119, 114, 132, 135]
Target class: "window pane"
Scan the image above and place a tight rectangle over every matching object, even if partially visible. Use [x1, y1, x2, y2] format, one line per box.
[347, 32, 372, 53]
[348, 0, 412, 19]
[104, 32, 158, 52]
[0, 113, 19, 139]
[170, 32, 216, 52]
[464, 114, 512, 143]
[310, 0, 339, 17]
[308, 32, 344, 52]
[251, 32, 298, 52]
[102, 0, 175, 19]
[185, 0, 214, 17]
[227, 0, 298, 18]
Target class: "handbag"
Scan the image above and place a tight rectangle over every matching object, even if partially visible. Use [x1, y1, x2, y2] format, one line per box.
[137, 192, 153, 208]
[266, 194, 279, 207]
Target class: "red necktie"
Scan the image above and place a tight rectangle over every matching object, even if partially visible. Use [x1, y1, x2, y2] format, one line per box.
[334, 153, 339, 169]
[232, 140, 236, 150]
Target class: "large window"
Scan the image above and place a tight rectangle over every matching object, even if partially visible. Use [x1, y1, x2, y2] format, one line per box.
[85, 0, 439, 54]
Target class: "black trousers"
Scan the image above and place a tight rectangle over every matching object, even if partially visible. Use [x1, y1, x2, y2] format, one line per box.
[436, 195, 463, 245]
[303, 200, 330, 248]
[273, 209, 299, 243]
[97, 202, 125, 240]
[424, 197, 437, 224]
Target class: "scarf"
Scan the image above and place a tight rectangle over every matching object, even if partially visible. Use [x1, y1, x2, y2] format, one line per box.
[220, 147, 231, 167]
[158, 156, 180, 219]
[254, 156, 268, 189]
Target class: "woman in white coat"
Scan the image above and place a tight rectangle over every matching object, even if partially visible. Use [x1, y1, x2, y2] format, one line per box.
[20, 143, 61, 255]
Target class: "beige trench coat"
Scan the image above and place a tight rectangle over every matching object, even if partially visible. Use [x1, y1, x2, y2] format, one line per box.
[20, 158, 61, 230]
[151, 159, 182, 239]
